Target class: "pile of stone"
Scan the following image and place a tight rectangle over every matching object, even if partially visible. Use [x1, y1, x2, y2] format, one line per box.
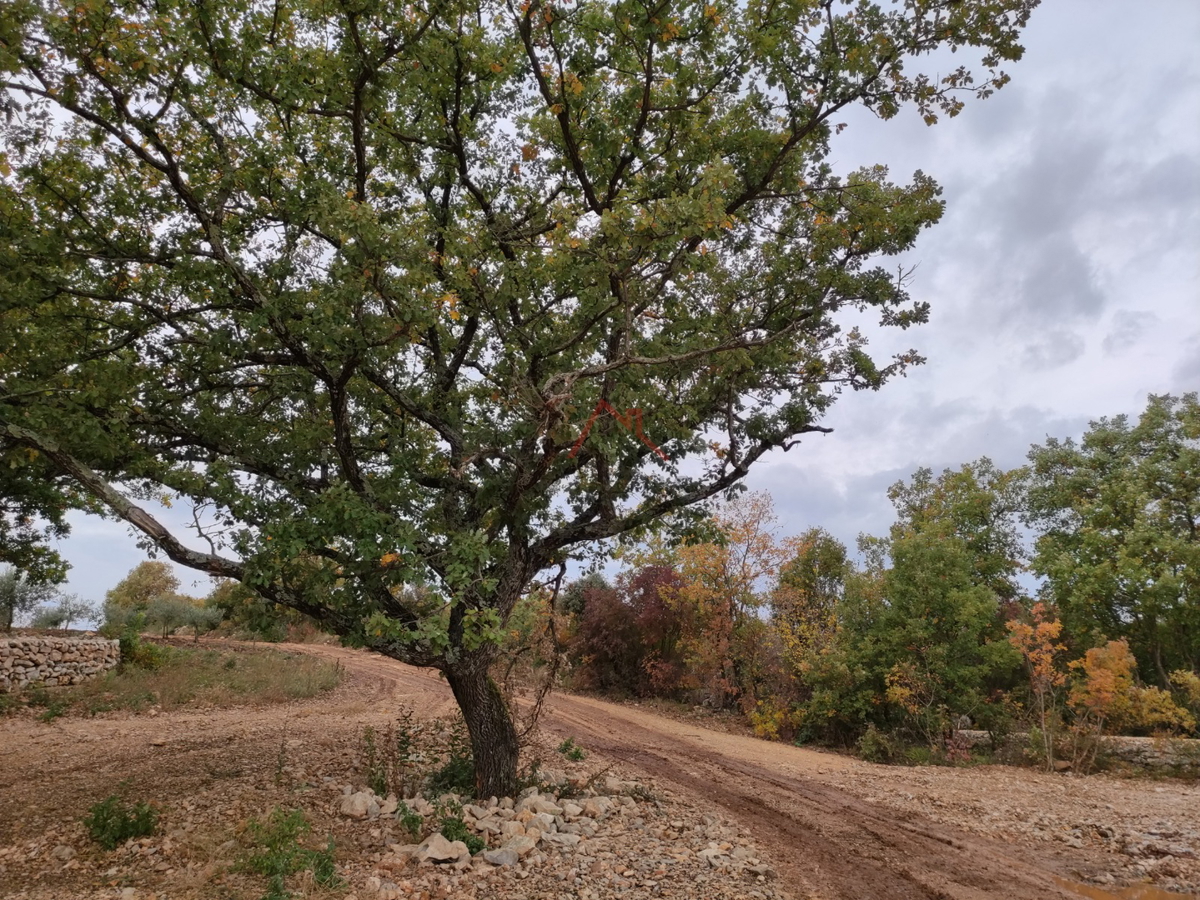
[336, 777, 787, 900]
[0, 637, 119, 692]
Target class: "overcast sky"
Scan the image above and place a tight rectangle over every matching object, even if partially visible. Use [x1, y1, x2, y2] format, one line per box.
[47, 0, 1200, 610]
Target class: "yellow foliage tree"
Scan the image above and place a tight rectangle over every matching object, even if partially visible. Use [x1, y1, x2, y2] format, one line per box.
[1007, 602, 1067, 770]
[674, 493, 800, 710]
[1068, 639, 1195, 770]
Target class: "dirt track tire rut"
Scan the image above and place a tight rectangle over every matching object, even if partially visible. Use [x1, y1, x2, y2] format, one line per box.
[542, 693, 1079, 900]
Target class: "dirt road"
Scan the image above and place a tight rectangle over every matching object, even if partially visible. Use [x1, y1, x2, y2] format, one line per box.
[293, 643, 1196, 900]
[2, 642, 1195, 900]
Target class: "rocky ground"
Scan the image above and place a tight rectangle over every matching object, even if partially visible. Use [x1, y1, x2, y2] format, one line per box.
[0, 641, 1196, 899]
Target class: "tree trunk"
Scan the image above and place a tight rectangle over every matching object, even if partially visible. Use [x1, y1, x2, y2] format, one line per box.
[445, 656, 520, 799]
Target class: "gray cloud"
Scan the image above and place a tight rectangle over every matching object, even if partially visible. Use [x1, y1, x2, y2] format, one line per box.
[1103, 310, 1159, 356]
[1016, 237, 1105, 321]
[1172, 334, 1200, 390]
[1021, 329, 1087, 371]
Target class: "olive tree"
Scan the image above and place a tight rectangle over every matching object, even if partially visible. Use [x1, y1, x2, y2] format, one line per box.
[0, 0, 1036, 795]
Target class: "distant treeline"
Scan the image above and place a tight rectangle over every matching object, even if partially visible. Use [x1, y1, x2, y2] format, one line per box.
[549, 393, 1199, 765]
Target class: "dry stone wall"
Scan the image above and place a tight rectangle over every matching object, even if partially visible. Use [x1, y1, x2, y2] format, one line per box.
[960, 729, 1200, 772]
[0, 636, 119, 692]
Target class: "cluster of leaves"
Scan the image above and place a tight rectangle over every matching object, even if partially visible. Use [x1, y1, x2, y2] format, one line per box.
[557, 737, 586, 762]
[426, 716, 477, 797]
[83, 795, 158, 850]
[436, 801, 485, 856]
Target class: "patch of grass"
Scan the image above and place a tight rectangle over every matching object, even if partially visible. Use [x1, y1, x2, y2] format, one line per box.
[83, 795, 158, 850]
[38, 700, 69, 722]
[14, 647, 342, 718]
[240, 807, 341, 900]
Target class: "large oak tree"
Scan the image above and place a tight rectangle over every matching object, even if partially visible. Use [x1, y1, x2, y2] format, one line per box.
[1, 0, 1036, 794]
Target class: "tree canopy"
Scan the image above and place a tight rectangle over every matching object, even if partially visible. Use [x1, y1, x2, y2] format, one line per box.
[1026, 393, 1200, 685]
[0, 0, 1036, 794]
[104, 560, 181, 609]
[0, 564, 58, 631]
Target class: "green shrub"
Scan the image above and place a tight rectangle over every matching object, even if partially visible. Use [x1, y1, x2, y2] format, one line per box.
[118, 631, 170, 671]
[438, 816, 484, 855]
[362, 726, 389, 797]
[557, 737, 587, 761]
[83, 795, 158, 849]
[426, 716, 475, 797]
[395, 800, 423, 841]
[428, 754, 475, 797]
[904, 745, 934, 766]
[856, 725, 900, 764]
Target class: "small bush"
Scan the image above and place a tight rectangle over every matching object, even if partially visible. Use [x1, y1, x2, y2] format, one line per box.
[904, 745, 934, 766]
[426, 716, 475, 797]
[857, 725, 900, 764]
[438, 816, 484, 855]
[118, 631, 170, 671]
[395, 800, 423, 840]
[748, 698, 801, 742]
[428, 754, 475, 797]
[557, 737, 587, 761]
[362, 726, 389, 797]
[83, 795, 158, 850]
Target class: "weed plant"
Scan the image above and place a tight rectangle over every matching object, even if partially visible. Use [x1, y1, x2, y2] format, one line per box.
[241, 807, 340, 900]
[83, 795, 158, 850]
[557, 737, 587, 761]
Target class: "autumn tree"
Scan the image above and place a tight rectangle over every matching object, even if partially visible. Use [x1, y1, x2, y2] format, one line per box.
[1068, 639, 1195, 769]
[570, 565, 685, 696]
[673, 492, 798, 708]
[1006, 601, 1066, 769]
[558, 571, 612, 618]
[772, 527, 850, 660]
[104, 561, 181, 611]
[0, 0, 1037, 794]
